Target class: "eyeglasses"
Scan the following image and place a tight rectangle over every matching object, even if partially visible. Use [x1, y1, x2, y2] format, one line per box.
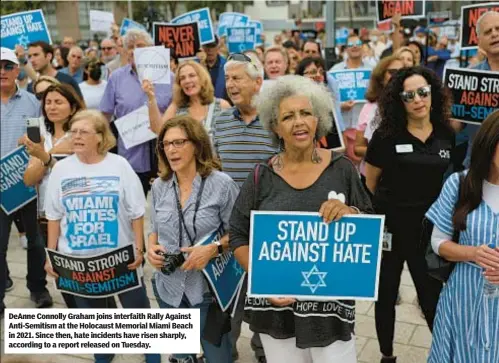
[0, 64, 16, 71]
[160, 138, 190, 150]
[69, 129, 98, 137]
[227, 53, 259, 71]
[347, 40, 363, 48]
[400, 85, 431, 103]
[101, 47, 114, 51]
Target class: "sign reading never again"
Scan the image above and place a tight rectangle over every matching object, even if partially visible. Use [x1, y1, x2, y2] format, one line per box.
[249, 212, 385, 300]
[47, 244, 141, 298]
[460, 2, 499, 50]
[444, 67, 499, 125]
[153, 22, 200, 59]
[376, 0, 426, 23]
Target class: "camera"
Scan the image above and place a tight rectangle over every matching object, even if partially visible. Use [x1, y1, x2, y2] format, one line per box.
[157, 251, 185, 275]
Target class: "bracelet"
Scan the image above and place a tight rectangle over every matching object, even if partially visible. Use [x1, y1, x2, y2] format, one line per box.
[135, 247, 145, 255]
[349, 206, 362, 214]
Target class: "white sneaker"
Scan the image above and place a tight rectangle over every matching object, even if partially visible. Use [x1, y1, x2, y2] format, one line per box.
[19, 235, 27, 249]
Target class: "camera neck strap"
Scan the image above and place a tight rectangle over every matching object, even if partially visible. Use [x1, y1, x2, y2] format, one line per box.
[174, 177, 206, 246]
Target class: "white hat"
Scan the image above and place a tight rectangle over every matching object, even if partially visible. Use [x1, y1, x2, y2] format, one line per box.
[0, 47, 19, 65]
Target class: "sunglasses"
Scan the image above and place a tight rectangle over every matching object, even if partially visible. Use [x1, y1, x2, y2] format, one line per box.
[400, 85, 431, 103]
[0, 64, 16, 71]
[227, 53, 259, 70]
[347, 40, 363, 48]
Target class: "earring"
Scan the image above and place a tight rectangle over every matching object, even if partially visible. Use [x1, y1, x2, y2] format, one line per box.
[278, 137, 285, 151]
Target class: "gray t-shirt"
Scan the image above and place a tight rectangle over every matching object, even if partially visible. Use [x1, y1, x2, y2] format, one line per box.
[229, 153, 373, 348]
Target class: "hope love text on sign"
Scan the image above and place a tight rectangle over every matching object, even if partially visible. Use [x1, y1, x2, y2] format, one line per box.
[444, 67, 499, 125]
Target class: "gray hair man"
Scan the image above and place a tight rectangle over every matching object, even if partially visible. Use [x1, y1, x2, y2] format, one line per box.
[60, 46, 84, 83]
[212, 52, 276, 363]
[100, 38, 118, 64]
[263, 46, 288, 80]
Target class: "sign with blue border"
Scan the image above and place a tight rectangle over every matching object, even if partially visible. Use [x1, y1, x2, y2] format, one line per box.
[172, 7, 215, 45]
[249, 20, 263, 45]
[120, 18, 146, 36]
[0, 146, 37, 215]
[198, 227, 246, 312]
[1, 9, 51, 49]
[335, 27, 349, 46]
[328, 69, 372, 103]
[227, 27, 256, 54]
[217, 12, 250, 37]
[249, 212, 385, 300]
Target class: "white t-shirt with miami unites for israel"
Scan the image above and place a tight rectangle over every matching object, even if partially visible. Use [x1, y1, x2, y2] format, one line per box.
[44, 152, 145, 256]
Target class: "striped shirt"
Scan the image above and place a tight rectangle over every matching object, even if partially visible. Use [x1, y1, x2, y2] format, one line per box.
[150, 170, 240, 308]
[426, 171, 499, 363]
[213, 107, 277, 187]
[1, 87, 41, 158]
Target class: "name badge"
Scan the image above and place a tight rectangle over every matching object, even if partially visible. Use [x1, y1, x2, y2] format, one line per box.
[395, 144, 414, 153]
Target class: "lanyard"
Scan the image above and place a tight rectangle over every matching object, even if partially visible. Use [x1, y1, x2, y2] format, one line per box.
[173, 177, 206, 246]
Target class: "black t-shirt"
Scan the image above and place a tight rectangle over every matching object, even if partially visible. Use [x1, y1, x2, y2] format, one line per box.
[27, 71, 83, 99]
[365, 124, 454, 231]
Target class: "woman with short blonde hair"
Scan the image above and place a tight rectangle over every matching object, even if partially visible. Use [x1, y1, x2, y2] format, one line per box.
[68, 109, 116, 154]
[395, 46, 416, 67]
[143, 60, 230, 135]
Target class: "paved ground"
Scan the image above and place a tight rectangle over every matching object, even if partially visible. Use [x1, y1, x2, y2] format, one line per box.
[1, 212, 432, 363]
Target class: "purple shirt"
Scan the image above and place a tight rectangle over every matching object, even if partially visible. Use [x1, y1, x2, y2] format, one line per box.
[99, 64, 173, 172]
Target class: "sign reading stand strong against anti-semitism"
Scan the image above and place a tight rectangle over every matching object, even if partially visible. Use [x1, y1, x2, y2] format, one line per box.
[460, 2, 499, 51]
[217, 12, 250, 37]
[1, 9, 51, 49]
[171, 7, 215, 45]
[376, 0, 426, 23]
[328, 69, 372, 103]
[153, 22, 200, 60]
[0, 146, 37, 215]
[249, 212, 385, 300]
[120, 18, 146, 36]
[227, 27, 256, 54]
[444, 67, 499, 125]
[196, 227, 246, 312]
[46, 245, 142, 298]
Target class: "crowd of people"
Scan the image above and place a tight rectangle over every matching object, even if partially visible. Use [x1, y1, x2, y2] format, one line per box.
[1, 7, 498, 363]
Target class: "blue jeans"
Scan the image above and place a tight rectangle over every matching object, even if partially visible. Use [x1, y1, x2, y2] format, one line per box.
[152, 278, 232, 363]
[73, 279, 161, 363]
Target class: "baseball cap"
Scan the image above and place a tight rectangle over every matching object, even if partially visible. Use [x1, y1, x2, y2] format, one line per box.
[0, 47, 19, 65]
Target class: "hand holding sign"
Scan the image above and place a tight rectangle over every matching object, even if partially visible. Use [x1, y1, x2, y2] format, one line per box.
[142, 79, 156, 101]
[45, 257, 59, 278]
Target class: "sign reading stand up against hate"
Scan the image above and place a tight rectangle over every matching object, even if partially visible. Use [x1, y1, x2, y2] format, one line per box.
[0, 146, 37, 215]
[460, 2, 499, 50]
[171, 7, 215, 45]
[197, 227, 246, 312]
[376, 0, 426, 23]
[249, 212, 385, 300]
[47, 245, 141, 298]
[154, 22, 200, 60]
[328, 69, 372, 103]
[444, 67, 499, 125]
[217, 12, 250, 37]
[1, 9, 51, 49]
[120, 18, 146, 36]
[227, 27, 256, 54]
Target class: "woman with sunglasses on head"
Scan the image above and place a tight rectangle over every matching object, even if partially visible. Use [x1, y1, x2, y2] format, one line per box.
[33, 75, 61, 100]
[354, 55, 404, 187]
[147, 115, 239, 363]
[22, 84, 86, 309]
[365, 67, 454, 363]
[143, 60, 231, 136]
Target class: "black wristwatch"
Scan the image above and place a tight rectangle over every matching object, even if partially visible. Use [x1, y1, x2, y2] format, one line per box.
[213, 241, 223, 256]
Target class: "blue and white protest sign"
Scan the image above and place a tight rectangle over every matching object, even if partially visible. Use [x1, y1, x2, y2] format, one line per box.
[328, 69, 372, 103]
[227, 27, 256, 54]
[1, 9, 51, 49]
[249, 20, 263, 45]
[197, 228, 246, 311]
[217, 12, 250, 37]
[172, 7, 215, 45]
[0, 146, 37, 215]
[249, 212, 385, 300]
[335, 27, 349, 46]
[120, 18, 146, 36]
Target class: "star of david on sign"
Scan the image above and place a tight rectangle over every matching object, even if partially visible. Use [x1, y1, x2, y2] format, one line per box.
[233, 260, 243, 276]
[301, 265, 327, 294]
[346, 88, 357, 101]
[17, 34, 30, 49]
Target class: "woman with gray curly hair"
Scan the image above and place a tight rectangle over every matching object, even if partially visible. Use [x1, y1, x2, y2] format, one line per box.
[229, 75, 373, 363]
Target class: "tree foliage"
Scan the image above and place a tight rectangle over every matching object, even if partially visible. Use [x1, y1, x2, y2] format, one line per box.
[0, 1, 44, 16]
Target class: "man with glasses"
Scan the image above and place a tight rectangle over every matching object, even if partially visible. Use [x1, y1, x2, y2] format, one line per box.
[302, 39, 322, 59]
[60, 46, 84, 83]
[100, 28, 173, 196]
[213, 52, 275, 363]
[100, 38, 118, 64]
[0, 47, 53, 316]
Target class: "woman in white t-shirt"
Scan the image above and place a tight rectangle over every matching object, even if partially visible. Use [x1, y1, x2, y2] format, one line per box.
[79, 59, 107, 109]
[143, 60, 230, 136]
[43, 109, 160, 363]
